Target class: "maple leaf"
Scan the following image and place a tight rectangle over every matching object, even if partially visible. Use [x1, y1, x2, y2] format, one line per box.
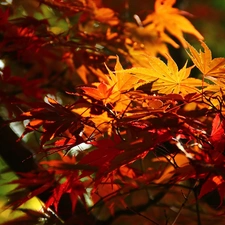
[79, 56, 139, 100]
[79, 56, 138, 114]
[8, 170, 55, 189]
[6, 170, 56, 208]
[119, 55, 205, 95]
[186, 41, 225, 84]
[78, 135, 123, 178]
[105, 56, 140, 93]
[143, 0, 204, 47]
[46, 174, 86, 213]
[93, 7, 119, 26]
[124, 22, 177, 60]
[210, 114, 225, 144]
[89, 111, 114, 135]
[9, 97, 87, 152]
[79, 82, 115, 103]
[199, 175, 225, 207]
[209, 114, 225, 161]
[40, 152, 97, 173]
[82, 1, 119, 26]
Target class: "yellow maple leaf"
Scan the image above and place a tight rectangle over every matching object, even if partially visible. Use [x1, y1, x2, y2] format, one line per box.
[105, 55, 140, 93]
[119, 55, 205, 95]
[186, 41, 225, 83]
[124, 22, 178, 61]
[90, 111, 114, 135]
[104, 56, 141, 111]
[143, 0, 203, 47]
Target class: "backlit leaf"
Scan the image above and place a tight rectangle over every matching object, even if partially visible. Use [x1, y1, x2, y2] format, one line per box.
[143, 0, 203, 47]
[199, 175, 225, 207]
[119, 55, 204, 95]
[105, 56, 140, 93]
[187, 41, 225, 82]
[79, 82, 115, 103]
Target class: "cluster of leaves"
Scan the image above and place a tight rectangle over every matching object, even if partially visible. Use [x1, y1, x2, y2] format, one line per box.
[1, 0, 225, 225]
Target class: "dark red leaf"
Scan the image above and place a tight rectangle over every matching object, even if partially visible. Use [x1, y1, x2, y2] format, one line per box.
[199, 175, 225, 207]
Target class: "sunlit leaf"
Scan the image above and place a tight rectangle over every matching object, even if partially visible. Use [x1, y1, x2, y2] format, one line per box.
[199, 175, 225, 207]
[105, 56, 140, 93]
[143, 0, 204, 47]
[79, 82, 115, 103]
[118, 55, 205, 95]
[186, 41, 225, 85]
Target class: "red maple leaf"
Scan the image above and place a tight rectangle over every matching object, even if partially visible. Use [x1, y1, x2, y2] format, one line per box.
[209, 113, 225, 161]
[78, 134, 122, 178]
[210, 114, 225, 143]
[46, 174, 86, 213]
[199, 175, 225, 207]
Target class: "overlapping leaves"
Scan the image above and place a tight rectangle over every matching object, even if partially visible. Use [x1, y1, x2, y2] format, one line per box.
[4, 0, 225, 224]
[9, 97, 87, 152]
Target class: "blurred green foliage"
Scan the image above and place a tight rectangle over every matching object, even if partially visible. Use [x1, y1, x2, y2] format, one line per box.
[185, 0, 225, 57]
[0, 157, 44, 224]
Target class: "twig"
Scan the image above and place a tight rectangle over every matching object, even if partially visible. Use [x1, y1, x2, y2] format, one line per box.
[164, 209, 169, 225]
[126, 207, 159, 225]
[171, 191, 190, 225]
[194, 181, 202, 225]
[171, 181, 198, 225]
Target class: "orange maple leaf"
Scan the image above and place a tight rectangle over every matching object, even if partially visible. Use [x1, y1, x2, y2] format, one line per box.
[80, 82, 115, 103]
[143, 0, 203, 47]
[86, 1, 119, 26]
[94, 7, 119, 26]
[79, 56, 139, 110]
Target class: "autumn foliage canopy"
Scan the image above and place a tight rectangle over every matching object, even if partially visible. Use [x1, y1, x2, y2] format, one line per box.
[1, 0, 225, 224]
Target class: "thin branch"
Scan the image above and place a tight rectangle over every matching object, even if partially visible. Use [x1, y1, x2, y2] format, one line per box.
[194, 180, 202, 225]
[171, 181, 198, 225]
[126, 207, 159, 225]
[164, 209, 169, 225]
